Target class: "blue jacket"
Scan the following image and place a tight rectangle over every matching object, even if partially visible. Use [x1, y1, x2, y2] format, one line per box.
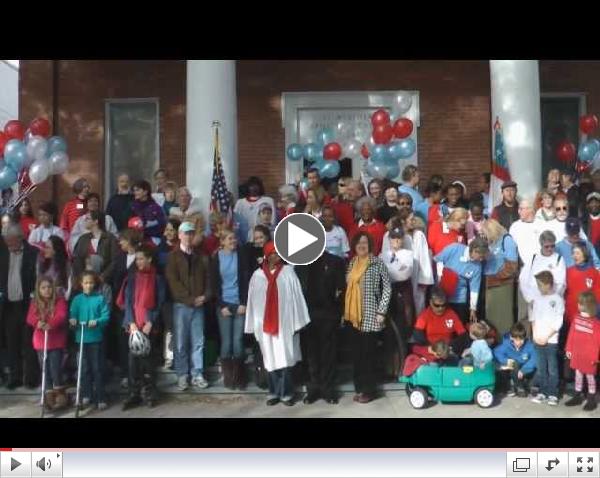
[398, 184, 424, 209]
[69, 292, 110, 344]
[434, 243, 483, 310]
[556, 238, 600, 269]
[493, 333, 537, 374]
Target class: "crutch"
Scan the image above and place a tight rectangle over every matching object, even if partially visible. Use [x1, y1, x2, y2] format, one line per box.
[75, 322, 86, 418]
[40, 328, 49, 418]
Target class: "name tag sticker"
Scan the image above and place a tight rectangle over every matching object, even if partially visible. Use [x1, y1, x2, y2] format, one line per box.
[76, 204, 84, 210]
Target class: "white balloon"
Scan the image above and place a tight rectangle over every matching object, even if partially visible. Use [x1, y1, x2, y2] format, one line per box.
[26, 136, 48, 165]
[29, 158, 51, 185]
[49, 151, 69, 175]
[335, 121, 353, 141]
[343, 139, 362, 159]
[395, 92, 413, 115]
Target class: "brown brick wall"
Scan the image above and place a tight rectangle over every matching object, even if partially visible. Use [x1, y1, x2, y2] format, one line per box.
[19, 60, 186, 212]
[18, 60, 600, 212]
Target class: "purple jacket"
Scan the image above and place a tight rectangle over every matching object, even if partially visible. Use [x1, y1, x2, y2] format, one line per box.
[131, 198, 166, 240]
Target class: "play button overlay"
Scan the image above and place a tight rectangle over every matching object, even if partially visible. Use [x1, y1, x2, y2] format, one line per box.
[274, 213, 326, 265]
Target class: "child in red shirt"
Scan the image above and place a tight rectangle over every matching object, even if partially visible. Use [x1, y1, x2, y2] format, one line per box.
[565, 291, 600, 411]
[402, 340, 450, 377]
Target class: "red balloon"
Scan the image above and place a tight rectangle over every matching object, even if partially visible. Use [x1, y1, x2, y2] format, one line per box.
[556, 141, 576, 164]
[580, 114, 599, 135]
[361, 144, 370, 159]
[372, 123, 394, 144]
[29, 117, 51, 138]
[323, 142, 342, 161]
[0, 132, 7, 157]
[371, 109, 391, 127]
[393, 118, 414, 139]
[4, 120, 25, 141]
[128, 216, 144, 230]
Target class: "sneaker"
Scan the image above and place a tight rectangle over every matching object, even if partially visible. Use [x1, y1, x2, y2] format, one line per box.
[81, 397, 91, 407]
[177, 376, 189, 391]
[507, 389, 517, 397]
[192, 375, 209, 389]
[120, 378, 128, 389]
[163, 359, 173, 370]
[547, 396, 559, 406]
[97, 402, 108, 411]
[531, 393, 547, 404]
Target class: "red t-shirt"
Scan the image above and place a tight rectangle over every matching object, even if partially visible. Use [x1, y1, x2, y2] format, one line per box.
[427, 220, 465, 256]
[590, 215, 600, 248]
[565, 266, 600, 324]
[332, 200, 355, 236]
[566, 314, 600, 375]
[19, 216, 38, 240]
[414, 307, 466, 344]
[60, 197, 86, 234]
[201, 233, 220, 257]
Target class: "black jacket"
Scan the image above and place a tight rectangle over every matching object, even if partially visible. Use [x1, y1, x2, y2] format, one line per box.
[112, 251, 135, 301]
[106, 192, 134, 231]
[0, 238, 38, 306]
[210, 248, 251, 307]
[243, 242, 265, 273]
[295, 252, 346, 321]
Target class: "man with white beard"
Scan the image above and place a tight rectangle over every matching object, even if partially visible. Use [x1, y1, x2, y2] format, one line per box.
[546, 196, 588, 243]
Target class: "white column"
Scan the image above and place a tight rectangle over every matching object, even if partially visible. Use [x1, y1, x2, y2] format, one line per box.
[186, 60, 238, 215]
[489, 60, 542, 202]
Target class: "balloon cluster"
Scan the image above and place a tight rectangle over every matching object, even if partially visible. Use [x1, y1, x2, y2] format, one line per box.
[556, 114, 600, 173]
[363, 100, 415, 180]
[286, 126, 345, 179]
[286, 92, 416, 182]
[0, 117, 70, 209]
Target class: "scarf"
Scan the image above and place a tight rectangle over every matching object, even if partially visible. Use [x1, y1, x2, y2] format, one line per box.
[117, 267, 157, 328]
[345, 256, 369, 329]
[262, 261, 284, 336]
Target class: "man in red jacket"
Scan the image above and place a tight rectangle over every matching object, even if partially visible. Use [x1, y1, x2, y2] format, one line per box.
[411, 287, 469, 354]
[59, 177, 90, 235]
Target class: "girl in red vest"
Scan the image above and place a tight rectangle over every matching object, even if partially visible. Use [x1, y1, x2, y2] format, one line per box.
[427, 208, 468, 256]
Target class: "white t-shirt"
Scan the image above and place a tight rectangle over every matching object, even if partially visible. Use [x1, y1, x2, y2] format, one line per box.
[325, 226, 350, 258]
[126, 253, 136, 269]
[509, 219, 544, 265]
[544, 218, 588, 243]
[519, 252, 566, 297]
[380, 248, 414, 283]
[526, 291, 564, 345]
[28, 225, 65, 247]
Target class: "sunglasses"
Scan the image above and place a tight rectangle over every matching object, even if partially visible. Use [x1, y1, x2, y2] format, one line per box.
[543, 244, 556, 249]
[431, 302, 446, 309]
[555, 207, 568, 211]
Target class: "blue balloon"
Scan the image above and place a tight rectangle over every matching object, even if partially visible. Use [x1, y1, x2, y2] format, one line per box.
[47, 136, 68, 156]
[4, 140, 27, 172]
[303, 143, 321, 162]
[579, 140, 600, 163]
[286, 143, 304, 162]
[313, 158, 327, 174]
[0, 166, 18, 190]
[387, 141, 403, 160]
[298, 177, 310, 192]
[367, 159, 388, 180]
[320, 160, 341, 179]
[315, 127, 335, 147]
[371, 144, 390, 162]
[385, 158, 400, 179]
[398, 138, 416, 159]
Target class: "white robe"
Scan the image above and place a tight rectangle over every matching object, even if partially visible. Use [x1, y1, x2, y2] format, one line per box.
[382, 229, 433, 314]
[245, 265, 311, 372]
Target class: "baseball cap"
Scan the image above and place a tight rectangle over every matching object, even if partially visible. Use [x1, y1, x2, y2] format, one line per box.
[565, 217, 581, 236]
[587, 192, 600, 203]
[389, 227, 405, 239]
[178, 221, 196, 233]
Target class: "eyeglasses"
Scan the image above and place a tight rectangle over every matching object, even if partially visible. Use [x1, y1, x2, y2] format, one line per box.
[431, 302, 446, 309]
[399, 201, 411, 206]
[555, 207, 568, 211]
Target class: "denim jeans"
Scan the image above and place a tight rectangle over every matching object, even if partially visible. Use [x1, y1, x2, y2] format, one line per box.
[173, 303, 205, 378]
[37, 349, 63, 388]
[217, 303, 245, 359]
[534, 343, 559, 398]
[267, 367, 293, 401]
[81, 342, 106, 404]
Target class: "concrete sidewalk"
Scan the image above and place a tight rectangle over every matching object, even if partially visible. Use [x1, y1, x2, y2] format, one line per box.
[0, 391, 596, 418]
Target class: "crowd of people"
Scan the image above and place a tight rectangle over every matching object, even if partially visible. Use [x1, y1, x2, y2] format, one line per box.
[1, 163, 600, 412]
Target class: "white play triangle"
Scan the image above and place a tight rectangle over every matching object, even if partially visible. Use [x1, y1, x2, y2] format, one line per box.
[288, 221, 318, 256]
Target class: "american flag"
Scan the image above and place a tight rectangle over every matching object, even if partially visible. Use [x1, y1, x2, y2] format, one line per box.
[210, 125, 232, 222]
